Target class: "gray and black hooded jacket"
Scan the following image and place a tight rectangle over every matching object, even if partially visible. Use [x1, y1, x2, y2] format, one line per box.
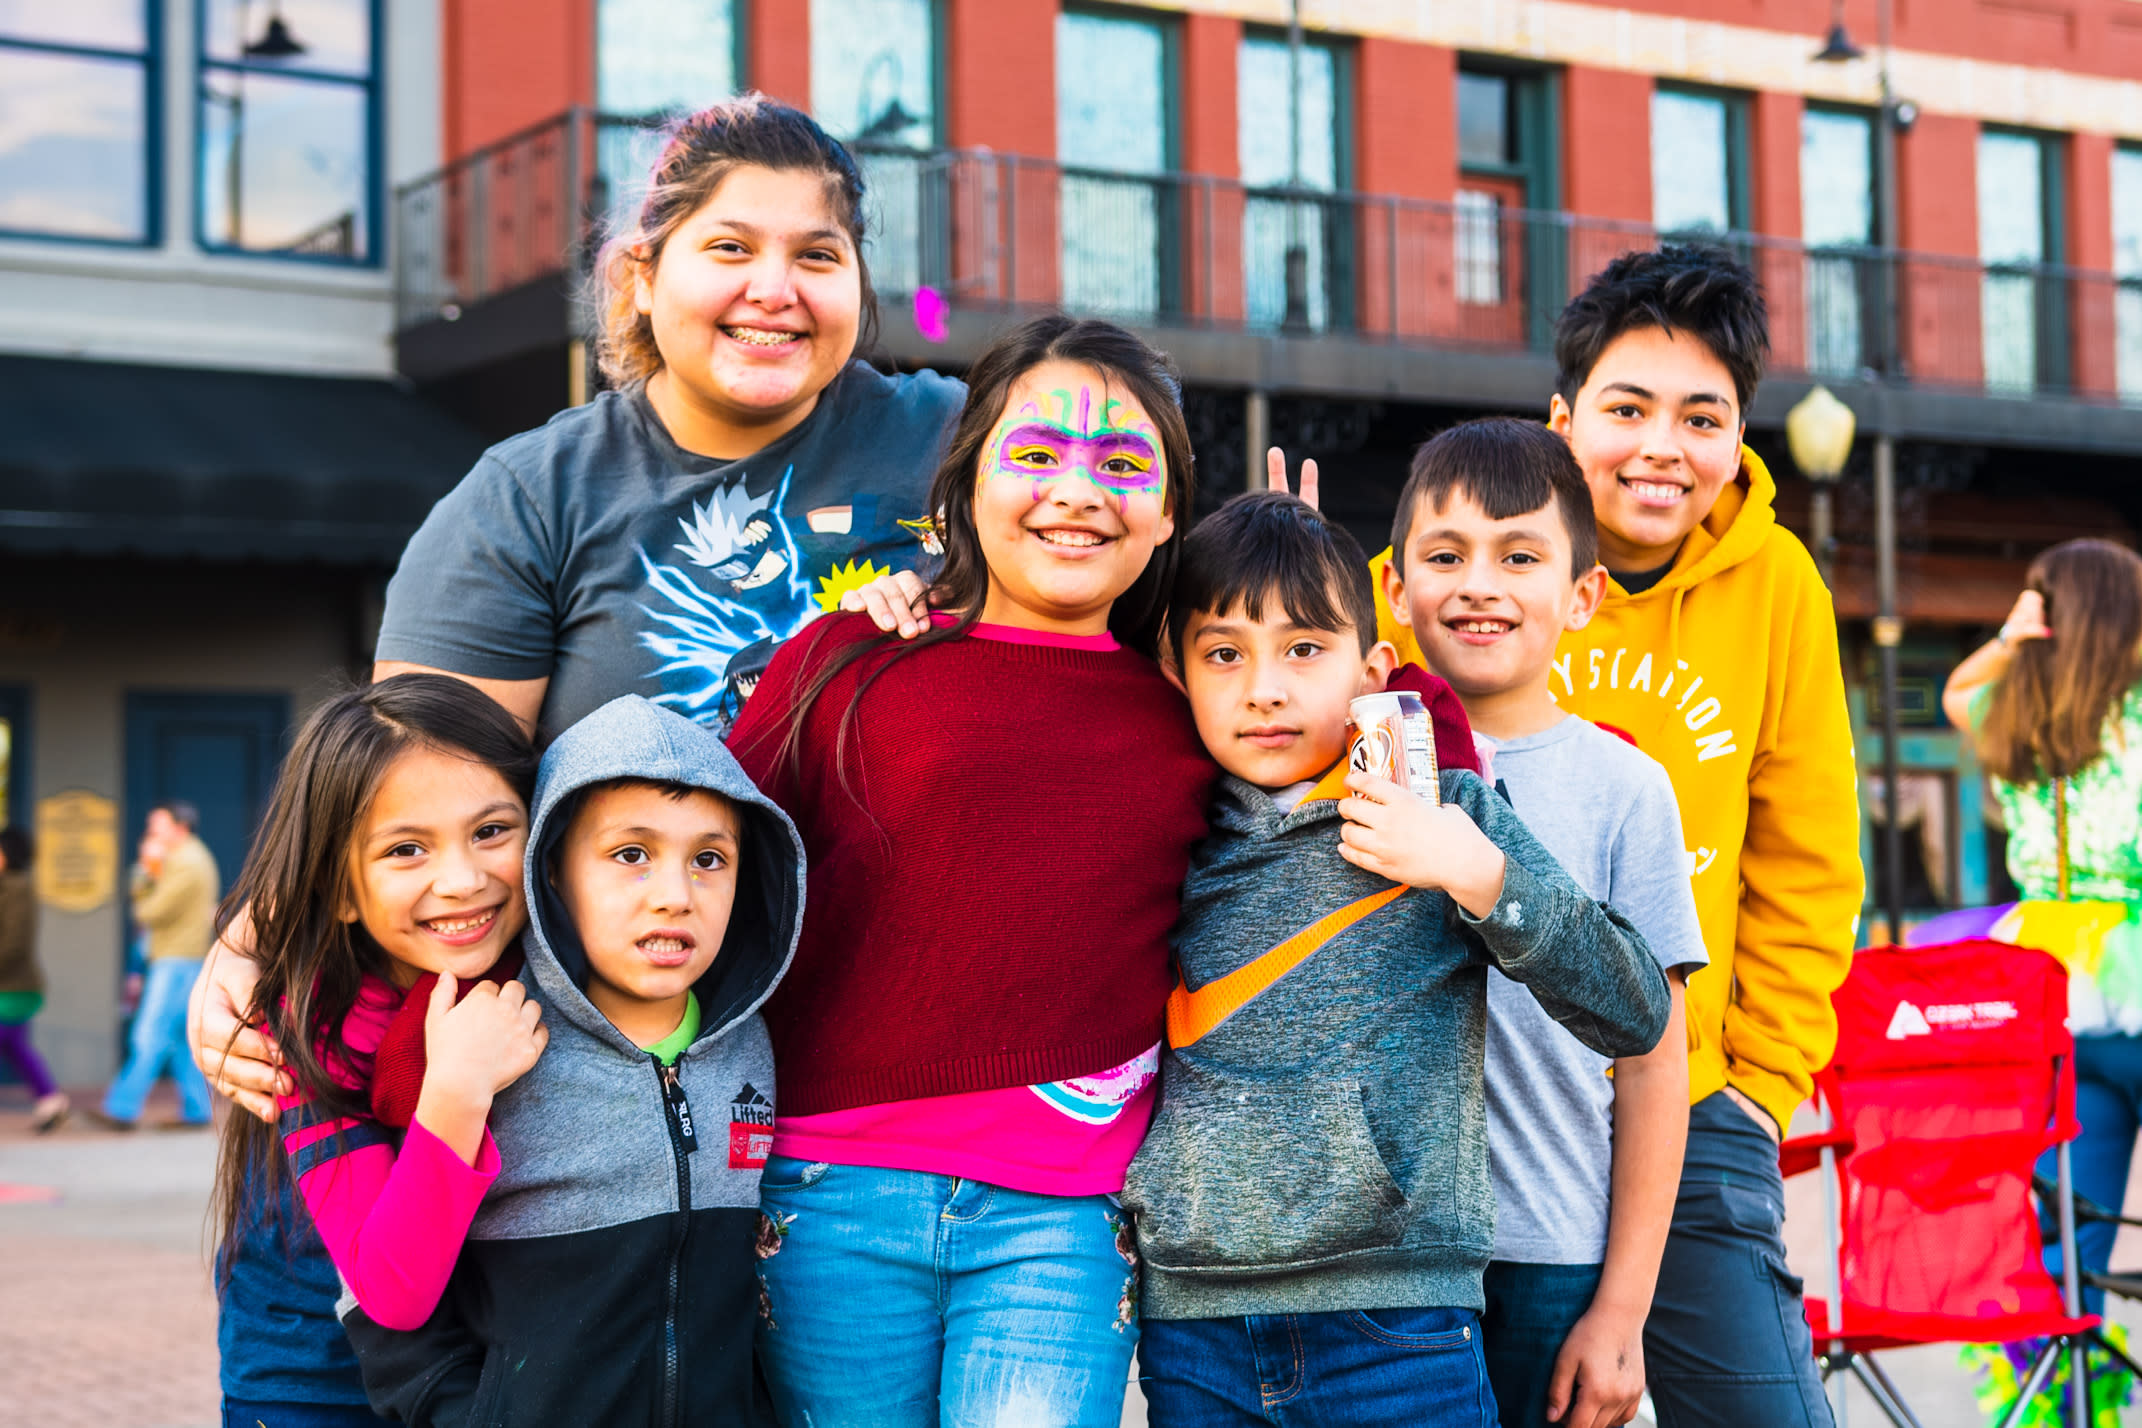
[1123, 767, 1669, 1320]
[344, 695, 804, 1427]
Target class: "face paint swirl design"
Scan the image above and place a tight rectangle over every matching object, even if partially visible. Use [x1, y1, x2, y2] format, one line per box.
[983, 386, 1166, 515]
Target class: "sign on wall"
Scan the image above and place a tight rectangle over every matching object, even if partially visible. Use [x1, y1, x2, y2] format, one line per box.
[35, 790, 119, 914]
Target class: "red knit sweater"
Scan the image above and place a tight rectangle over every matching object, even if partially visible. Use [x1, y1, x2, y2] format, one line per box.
[730, 614, 1218, 1116]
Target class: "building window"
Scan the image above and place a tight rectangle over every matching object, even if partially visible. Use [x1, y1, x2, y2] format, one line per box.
[1455, 64, 1556, 337]
[1056, 8, 1172, 320]
[0, 4, 155, 244]
[2114, 145, 2142, 401]
[1801, 107, 1875, 377]
[197, 0, 378, 262]
[1651, 86, 1746, 237]
[812, 0, 935, 296]
[1978, 129, 2062, 393]
[594, 0, 738, 238]
[599, 0, 737, 114]
[1238, 31, 1345, 330]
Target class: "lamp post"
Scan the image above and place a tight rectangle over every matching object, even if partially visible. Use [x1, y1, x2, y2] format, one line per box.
[209, 0, 308, 249]
[1812, 0, 1907, 952]
[1786, 384, 1855, 589]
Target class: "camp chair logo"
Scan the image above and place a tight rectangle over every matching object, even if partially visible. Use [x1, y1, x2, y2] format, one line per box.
[1885, 999, 2019, 1040]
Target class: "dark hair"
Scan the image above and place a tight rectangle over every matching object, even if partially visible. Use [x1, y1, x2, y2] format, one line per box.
[765, 313, 1196, 797]
[550, 777, 739, 862]
[154, 800, 202, 832]
[1390, 418, 1600, 577]
[593, 93, 878, 386]
[0, 826, 30, 871]
[1977, 540, 2142, 785]
[1554, 244, 1769, 413]
[211, 675, 538, 1274]
[1174, 492, 1379, 659]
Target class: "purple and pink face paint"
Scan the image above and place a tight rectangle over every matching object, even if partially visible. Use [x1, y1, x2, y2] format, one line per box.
[983, 385, 1166, 515]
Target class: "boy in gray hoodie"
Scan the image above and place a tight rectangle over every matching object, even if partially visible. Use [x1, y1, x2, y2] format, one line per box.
[345, 695, 803, 1427]
[1123, 494, 1670, 1426]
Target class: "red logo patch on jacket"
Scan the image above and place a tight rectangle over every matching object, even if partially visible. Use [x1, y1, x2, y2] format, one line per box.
[729, 1083, 773, 1169]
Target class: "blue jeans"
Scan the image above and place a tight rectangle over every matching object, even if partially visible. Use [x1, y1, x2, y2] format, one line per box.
[2039, 1031, 2142, 1316]
[754, 1156, 1139, 1427]
[1644, 1092, 1831, 1427]
[1138, 1308, 1495, 1427]
[1480, 1261, 1603, 1428]
[221, 1400, 381, 1427]
[106, 957, 212, 1124]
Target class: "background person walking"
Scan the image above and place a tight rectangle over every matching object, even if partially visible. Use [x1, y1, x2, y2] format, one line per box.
[95, 801, 218, 1129]
[0, 825, 67, 1131]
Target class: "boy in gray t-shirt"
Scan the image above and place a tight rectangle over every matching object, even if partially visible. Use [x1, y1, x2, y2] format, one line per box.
[1378, 418, 1703, 1428]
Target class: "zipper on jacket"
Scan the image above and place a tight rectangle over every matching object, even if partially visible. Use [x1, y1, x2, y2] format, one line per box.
[656, 1057, 697, 1428]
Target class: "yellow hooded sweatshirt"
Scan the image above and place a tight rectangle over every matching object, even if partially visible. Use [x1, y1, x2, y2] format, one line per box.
[1372, 446, 1862, 1133]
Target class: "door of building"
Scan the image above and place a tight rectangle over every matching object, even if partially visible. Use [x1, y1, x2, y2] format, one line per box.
[120, 692, 290, 998]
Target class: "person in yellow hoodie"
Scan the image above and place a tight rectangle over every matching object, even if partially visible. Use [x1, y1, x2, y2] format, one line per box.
[1369, 245, 1861, 1427]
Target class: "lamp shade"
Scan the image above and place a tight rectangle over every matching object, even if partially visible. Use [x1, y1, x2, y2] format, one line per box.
[1787, 385, 1857, 483]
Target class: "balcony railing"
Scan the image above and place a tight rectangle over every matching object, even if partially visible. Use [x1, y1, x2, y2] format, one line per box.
[394, 110, 2142, 406]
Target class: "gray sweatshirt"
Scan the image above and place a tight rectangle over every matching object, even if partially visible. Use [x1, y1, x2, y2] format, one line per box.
[1122, 767, 1670, 1319]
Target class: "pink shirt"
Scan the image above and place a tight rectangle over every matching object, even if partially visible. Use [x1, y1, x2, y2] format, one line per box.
[276, 978, 499, 1331]
[770, 617, 1163, 1196]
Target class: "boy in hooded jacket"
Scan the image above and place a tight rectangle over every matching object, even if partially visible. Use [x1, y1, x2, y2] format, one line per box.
[1373, 245, 1861, 1425]
[342, 695, 804, 1427]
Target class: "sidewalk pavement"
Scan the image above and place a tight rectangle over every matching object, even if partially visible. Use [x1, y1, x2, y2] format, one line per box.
[2, 1084, 221, 1428]
[6, 1083, 2142, 1428]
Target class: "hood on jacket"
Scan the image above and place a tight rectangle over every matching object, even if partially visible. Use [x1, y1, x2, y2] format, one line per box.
[523, 695, 805, 1054]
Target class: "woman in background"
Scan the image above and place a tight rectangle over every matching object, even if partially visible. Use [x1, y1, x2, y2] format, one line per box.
[1944, 538, 2142, 1309]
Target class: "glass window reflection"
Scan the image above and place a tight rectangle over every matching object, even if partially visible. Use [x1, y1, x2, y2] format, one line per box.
[1978, 131, 2045, 393]
[812, 0, 933, 147]
[197, 0, 376, 261]
[0, 3, 150, 243]
[599, 0, 736, 114]
[2114, 147, 2142, 400]
[1237, 36, 1335, 190]
[1057, 10, 1169, 319]
[1458, 73, 1509, 169]
[1651, 89, 1730, 235]
[201, 0, 369, 76]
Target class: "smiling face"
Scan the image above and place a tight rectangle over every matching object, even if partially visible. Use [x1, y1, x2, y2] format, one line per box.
[636, 164, 862, 455]
[340, 745, 530, 987]
[1549, 324, 1745, 573]
[1179, 601, 1396, 790]
[1385, 487, 1608, 738]
[972, 360, 1177, 635]
[551, 782, 740, 1046]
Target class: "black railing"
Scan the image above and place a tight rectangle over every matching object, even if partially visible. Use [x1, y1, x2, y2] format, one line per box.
[393, 111, 2142, 406]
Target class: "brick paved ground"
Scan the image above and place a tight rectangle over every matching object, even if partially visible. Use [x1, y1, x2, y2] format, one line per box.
[5, 1082, 2140, 1428]
[1, 1084, 221, 1428]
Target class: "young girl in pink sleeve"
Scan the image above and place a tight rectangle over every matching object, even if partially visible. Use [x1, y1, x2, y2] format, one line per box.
[212, 675, 549, 1334]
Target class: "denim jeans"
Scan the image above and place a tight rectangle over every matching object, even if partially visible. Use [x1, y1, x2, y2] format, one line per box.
[221, 1400, 382, 1427]
[754, 1156, 1139, 1428]
[1643, 1092, 1832, 1427]
[1480, 1261, 1603, 1428]
[1138, 1308, 1495, 1428]
[105, 957, 212, 1124]
[2039, 1030, 2142, 1316]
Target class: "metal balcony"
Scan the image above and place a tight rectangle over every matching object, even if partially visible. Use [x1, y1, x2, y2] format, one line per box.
[392, 109, 2142, 451]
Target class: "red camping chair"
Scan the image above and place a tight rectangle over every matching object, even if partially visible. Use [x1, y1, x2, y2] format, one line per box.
[1781, 939, 2104, 1428]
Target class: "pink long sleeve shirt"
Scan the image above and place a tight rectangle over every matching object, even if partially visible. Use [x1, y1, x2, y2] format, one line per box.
[275, 977, 500, 1331]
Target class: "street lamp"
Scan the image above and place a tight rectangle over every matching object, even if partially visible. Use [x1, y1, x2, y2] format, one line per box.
[210, 0, 308, 249]
[1812, 0, 1908, 953]
[1787, 384, 1855, 588]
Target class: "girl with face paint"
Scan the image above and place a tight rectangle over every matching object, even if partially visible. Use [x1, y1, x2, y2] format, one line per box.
[728, 315, 1217, 1427]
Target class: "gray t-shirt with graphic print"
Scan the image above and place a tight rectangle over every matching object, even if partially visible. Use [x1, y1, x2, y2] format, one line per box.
[376, 362, 963, 744]
[1481, 714, 1708, 1265]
